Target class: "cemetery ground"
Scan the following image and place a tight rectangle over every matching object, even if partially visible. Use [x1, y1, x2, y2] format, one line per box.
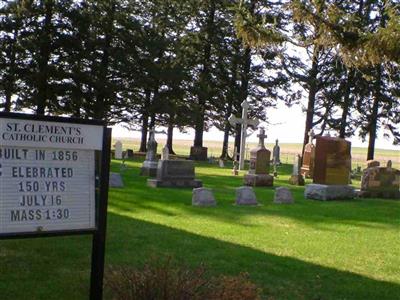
[117, 138, 400, 169]
[1, 158, 399, 300]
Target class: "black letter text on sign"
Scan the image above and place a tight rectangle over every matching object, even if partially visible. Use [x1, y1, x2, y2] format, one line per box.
[0, 112, 111, 299]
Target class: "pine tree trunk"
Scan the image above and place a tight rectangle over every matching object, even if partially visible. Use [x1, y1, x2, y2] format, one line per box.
[166, 121, 176, 155]
[4, 90, 12, 112]
[36, 0, 54, 115]
[234, 124, 241, 160]
[139, 116, 149, 153]
[339, 69, 354, 138]
[193, 0, 215, 148]
[139, 90, 151, 152]
[301, 46, 321, 158]
[367, 67, 382, 160]
[220, 122, 231, 159]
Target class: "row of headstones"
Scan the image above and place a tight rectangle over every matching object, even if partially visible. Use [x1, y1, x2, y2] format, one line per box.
[192, 186, 294, 206]
[300, 129, 400, 199]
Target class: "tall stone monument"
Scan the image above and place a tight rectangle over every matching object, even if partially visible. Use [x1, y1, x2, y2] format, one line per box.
[272, 139, 281, 165]
[139, 128, 158, 177]
[301, 129, 316, 178]
[360, 160, 400, 199]
[243, 128, 273, 187]
[228, 100, 260, 170]
[305, 135, 354, 200]
[289, 154, 305, 186]
[114, 140, 123, 159]
[161, 144, 169, 161]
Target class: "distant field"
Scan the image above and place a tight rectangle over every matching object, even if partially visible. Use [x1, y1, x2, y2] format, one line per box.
[113, 137, 399, 169]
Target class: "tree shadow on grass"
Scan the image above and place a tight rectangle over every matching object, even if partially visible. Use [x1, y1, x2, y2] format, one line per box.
[105, 213, 400, 300]
[110, 161, 400, 230]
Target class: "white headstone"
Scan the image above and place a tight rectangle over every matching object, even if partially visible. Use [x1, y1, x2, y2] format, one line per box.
[219, 159, 224, 168]
[114, 140, 123, 159]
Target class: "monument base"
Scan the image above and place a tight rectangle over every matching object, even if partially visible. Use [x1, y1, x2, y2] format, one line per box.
[244, 174, 274, 187]
[148, 179, 202, 188]
[300, 167, 312, 178]
[139, 160, 158, 177]
[359, 190, 400, 200]
[190, 146, 208, 161]
[305, 184, 355, 201]
[289, 174, 305, 186]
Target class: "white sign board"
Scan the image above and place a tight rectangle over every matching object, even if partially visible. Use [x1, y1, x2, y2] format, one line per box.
[0, 117, 104, 235]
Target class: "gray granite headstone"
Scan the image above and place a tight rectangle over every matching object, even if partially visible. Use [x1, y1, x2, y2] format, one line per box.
[274, 187, 294, 204]
[147, 160, 202, 188]
[235, 186, 258, 205]
[192, 188, 216, 206]
[305, 184, 355, 201]
[109, 172, 124, 188]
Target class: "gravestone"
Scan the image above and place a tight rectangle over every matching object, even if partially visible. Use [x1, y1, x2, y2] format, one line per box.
[126, 149, 134, 158]
[367, 160, 380, 168]
[274, 187, 294, 204]
[235, 186, 258, 206]
[360, 160, 400, 199]
[109, 172, 124, 188]
[190, 146, 208, 161]
[313, 136, 351, 185]
[244, 128, 273, 186]
[232, 147, 239, 175]
[114, 141, 123, 159]
[228, 100, 260, 170]
[161, 145, 169, 160]
[289, 154, 305, 186]
[219, 159, 224, 168]
[301, 129, 316, 178]
[272, 139, 281, 165]
[192, 188, 216, 206]
[147, 160, 202, 188]
[140, 128, 158, 177]
[305, 135, 354, 200]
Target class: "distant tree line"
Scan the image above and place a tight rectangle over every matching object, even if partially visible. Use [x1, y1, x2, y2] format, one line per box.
[0, 0, 399, 160]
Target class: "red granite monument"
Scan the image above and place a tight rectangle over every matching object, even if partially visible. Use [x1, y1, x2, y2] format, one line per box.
[313, 136, 352, 185]
[305, 135, 355, 200]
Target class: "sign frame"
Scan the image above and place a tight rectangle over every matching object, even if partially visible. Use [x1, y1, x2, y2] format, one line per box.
[0, 112, 111, 300]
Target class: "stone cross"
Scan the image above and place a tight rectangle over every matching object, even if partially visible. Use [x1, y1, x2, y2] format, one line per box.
[308, 129, 316, 144]
[257, 127, 267, 148]
[228, 100, 260, 170]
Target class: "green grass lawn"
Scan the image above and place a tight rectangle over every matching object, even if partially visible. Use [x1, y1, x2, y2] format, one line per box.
[1, 158, 399, 299]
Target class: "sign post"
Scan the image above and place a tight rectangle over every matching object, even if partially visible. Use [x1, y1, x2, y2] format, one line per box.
[0, 112, 111, 299]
